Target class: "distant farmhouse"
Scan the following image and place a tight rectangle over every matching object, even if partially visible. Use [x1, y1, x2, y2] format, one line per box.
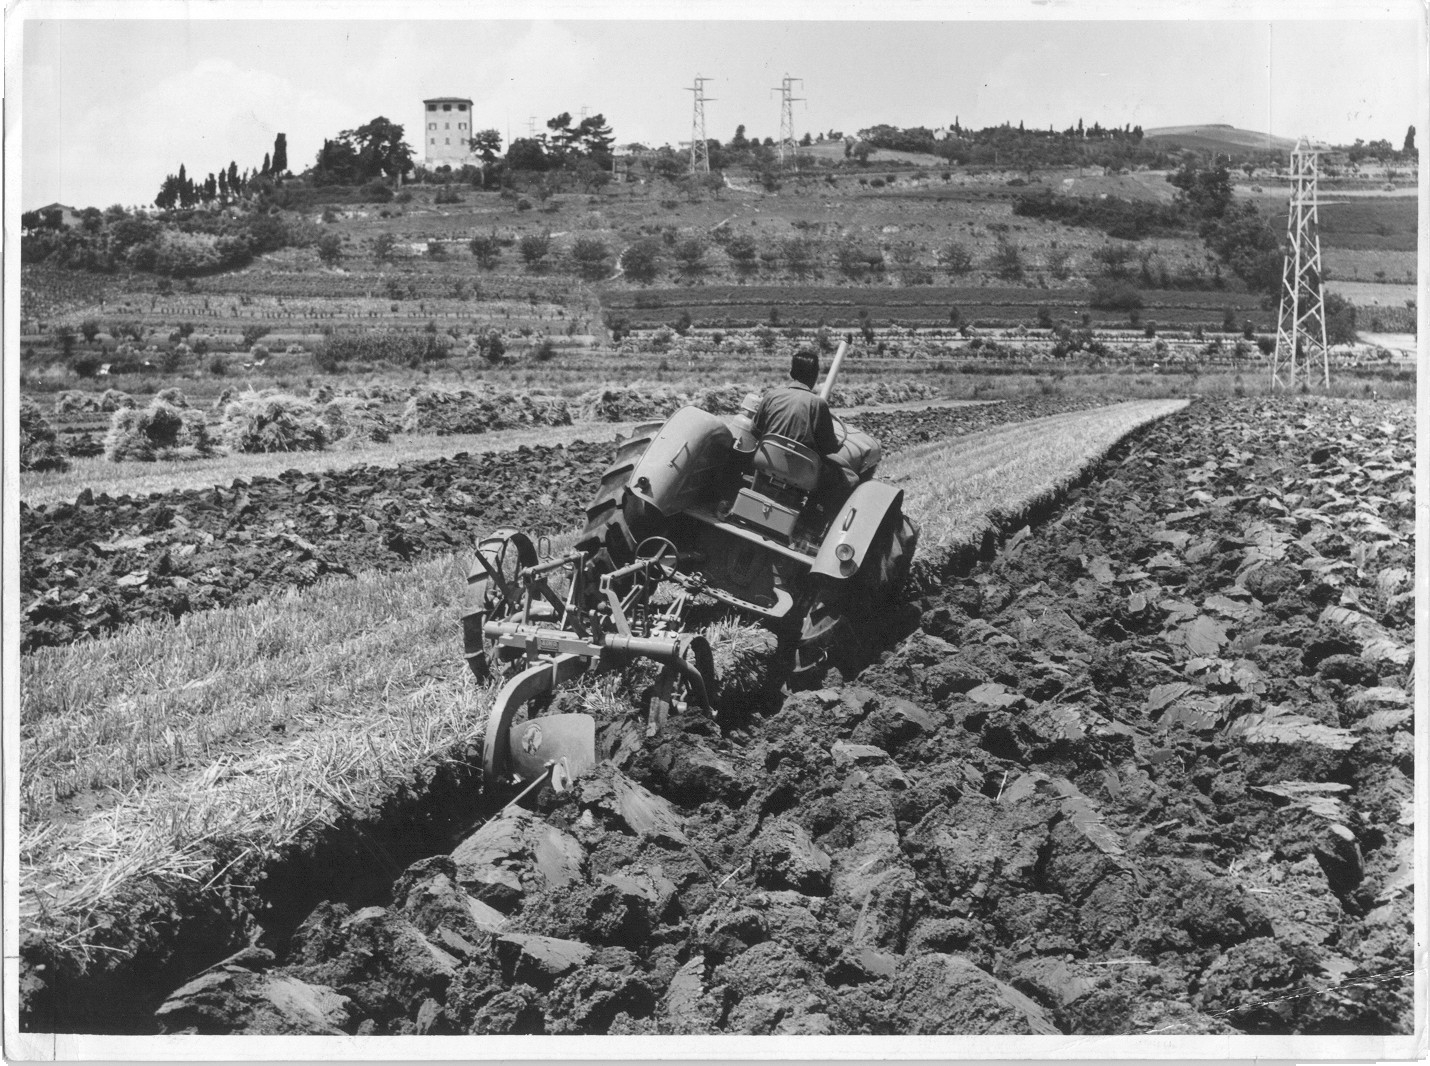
[31, 203, 81, 227]
[422, 96, 476, 167]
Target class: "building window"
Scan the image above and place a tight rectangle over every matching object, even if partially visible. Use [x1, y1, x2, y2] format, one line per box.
[427, 104, 436, 111]
[445, 122, 449, 129]
[458, 122, 465, 130]
[430, 137, 436, 144]
[428, 122, 435, 130]
[445, 138, 450, 145]
[442, 104, 451, 111]
[458, 104, 467, 111]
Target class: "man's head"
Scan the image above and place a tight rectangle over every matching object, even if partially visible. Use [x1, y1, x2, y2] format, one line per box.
[789, 348, 819, 388]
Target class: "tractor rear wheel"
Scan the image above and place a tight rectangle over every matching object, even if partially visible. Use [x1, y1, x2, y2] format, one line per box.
[790, 506, 918, 677]
[790, 577, 850, 677]
[576, 421, 662, 566]
[859, 510, 919, 610]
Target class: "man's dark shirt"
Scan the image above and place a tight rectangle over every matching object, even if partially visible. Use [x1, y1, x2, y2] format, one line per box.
[752, 380, 840, 455]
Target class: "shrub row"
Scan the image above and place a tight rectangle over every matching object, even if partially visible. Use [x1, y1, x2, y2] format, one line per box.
[313, 331, 452, 371]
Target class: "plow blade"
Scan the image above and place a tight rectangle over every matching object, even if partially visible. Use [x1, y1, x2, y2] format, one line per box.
[508, 714, 598, 787]
[482, 652, 592, 792]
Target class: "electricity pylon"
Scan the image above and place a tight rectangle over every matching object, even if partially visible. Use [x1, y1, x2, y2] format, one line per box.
[1271, 137, 1331, 389]
[772, 74, 804, 166]
[687, 76, 714, 174]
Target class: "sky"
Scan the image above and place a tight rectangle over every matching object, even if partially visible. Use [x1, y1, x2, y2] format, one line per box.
[13, 0, 1425, 211]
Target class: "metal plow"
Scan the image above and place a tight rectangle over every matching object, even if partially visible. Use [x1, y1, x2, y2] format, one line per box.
[462, 529, 718, 798]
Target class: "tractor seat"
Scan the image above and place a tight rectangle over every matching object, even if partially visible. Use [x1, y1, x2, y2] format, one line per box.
[752, 434, 821, 494]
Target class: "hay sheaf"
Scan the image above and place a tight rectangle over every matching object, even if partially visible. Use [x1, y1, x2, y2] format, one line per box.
[828, 380, 942, 407]
[573, 381, 690, 422]
[217, 393, 329, 454]
[104, 399, 215, 463]
[400, 386, 572, 436]
[54, 389, 141, 415]
[52, 391, 96, 415]
[320, 396, 394, 448]
[21, 400, 70, 472]
[571, 378, 942, 423]
[689, 382, 757, 415]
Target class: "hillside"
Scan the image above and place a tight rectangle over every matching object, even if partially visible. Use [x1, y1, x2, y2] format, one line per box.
[1144, 124, 1297, 154]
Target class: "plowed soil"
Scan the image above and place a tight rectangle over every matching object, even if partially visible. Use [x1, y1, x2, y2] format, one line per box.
[19, 396, 1104, 653]
[139, 396, 1415, 1037]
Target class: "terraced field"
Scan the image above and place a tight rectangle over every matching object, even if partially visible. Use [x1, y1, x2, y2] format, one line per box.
[600, 284, 1269, 331]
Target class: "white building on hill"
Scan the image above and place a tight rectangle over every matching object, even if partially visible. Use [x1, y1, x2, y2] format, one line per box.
[423, 96, 476, 167]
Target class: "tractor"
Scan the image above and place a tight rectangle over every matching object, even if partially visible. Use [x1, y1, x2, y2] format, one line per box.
[463, 341, 918, 798]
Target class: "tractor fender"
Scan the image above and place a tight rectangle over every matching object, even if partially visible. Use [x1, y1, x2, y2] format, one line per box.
[811, 481, 904, 580]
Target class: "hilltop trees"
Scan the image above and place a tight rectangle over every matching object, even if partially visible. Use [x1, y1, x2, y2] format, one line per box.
[152, 134, 291, 209]
[505, 137, 549, 172]
[154, 163, 227, 210]
[848, 117, 1155, 170]
[502, 111, 616, 181]
[539, 112, 615, 167]
[470, 129, 503, 163]
[312, 117, 414, 185]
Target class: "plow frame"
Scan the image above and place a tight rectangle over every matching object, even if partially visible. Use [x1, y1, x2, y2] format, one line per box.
[463, 532, 718, 793]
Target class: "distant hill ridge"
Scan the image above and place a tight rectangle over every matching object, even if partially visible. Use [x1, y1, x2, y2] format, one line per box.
[1144, 124, 1298, 153]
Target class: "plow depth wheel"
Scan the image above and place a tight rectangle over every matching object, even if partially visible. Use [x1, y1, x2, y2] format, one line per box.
[463, 529, 540, 680]
[469, 529, 539, 620]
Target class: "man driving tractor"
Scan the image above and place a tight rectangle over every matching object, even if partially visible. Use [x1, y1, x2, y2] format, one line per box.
[753, 349, 859, 507]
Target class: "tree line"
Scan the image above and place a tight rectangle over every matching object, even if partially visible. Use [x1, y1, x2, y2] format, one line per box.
[153, 133, 288, 209]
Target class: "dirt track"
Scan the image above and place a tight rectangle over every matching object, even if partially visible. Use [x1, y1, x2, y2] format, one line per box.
[127, 396, 1413, 1037]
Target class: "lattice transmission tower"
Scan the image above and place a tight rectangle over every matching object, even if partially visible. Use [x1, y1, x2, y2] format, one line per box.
[687, 76, 714, 174]
[772, 74, 804, 165]
[1272, 138, 1331, 389]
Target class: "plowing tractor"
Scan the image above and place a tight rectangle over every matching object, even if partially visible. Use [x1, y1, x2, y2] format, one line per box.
[463, 341, 918, 798]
